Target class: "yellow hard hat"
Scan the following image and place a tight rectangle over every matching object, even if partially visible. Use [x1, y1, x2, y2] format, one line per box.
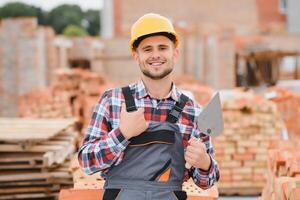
[130, 13, 179, 51]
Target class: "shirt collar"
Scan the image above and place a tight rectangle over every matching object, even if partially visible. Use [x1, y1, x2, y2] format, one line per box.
[135, 80, 180, 102]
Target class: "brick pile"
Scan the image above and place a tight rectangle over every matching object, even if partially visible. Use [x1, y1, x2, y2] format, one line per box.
[265, 87, 300, 140]
[174, 75, 214, 105]
[19, 88, 72, 118]
[51, 69, 112, 127]
[261, 140, 300, 200]
[19, 69, 113, 144]
[175, 80, 285, 195]
[212, 91, 283, 195]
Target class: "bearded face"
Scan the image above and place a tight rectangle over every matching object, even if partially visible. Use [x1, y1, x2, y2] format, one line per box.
[134, 35, 179, 80]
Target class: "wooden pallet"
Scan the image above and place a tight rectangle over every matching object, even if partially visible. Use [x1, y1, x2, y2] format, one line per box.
[0, 118, 77, 143]
[0, 171, 72, 183]
[0, 132, 77, 169]
[0, 192, 57, 200]
[0, 118, 78, 199]
[0, 166, 73, 198]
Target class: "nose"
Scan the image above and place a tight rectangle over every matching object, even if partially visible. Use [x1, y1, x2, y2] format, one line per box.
[150, 48, 161, 59]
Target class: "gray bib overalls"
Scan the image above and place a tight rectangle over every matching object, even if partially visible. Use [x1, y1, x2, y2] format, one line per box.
[103, 86, 189, 200]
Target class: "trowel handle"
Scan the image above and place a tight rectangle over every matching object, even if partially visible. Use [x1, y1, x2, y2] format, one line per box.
[185, 136, 201, 169]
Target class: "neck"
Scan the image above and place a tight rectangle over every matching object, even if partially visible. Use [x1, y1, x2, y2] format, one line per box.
[142, 75, 173, 99]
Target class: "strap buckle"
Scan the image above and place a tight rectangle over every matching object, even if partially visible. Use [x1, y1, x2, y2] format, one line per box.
[126, 105, 137, 112]
[169, 105, 183, 120]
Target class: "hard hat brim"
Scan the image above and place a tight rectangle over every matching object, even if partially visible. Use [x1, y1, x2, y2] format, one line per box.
[131, 32, 178, 51]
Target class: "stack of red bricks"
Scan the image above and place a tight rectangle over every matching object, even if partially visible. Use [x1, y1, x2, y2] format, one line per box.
[171, 81, 284, 195]
[19, 88, 72, 118]
[266, 87, 300, 140]
[51, 69, 113, 128]
[261, 140, 300, 200]
[212, 91, 283, 195]
[19, 69, 113, 144]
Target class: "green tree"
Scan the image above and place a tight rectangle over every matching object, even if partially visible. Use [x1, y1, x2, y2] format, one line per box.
[0, 3, 102, 36]
[0, 2, 38, 19]
[36, 7, 48, 25]
[84, 9, 100, 36]
[47, 4, 84, 34]
[63, 24, 87, 37]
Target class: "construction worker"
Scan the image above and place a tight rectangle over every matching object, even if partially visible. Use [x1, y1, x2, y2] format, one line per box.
[78, 13, 219, 200]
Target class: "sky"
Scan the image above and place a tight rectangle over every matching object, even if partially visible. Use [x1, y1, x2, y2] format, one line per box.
[0, 0, 103, 11]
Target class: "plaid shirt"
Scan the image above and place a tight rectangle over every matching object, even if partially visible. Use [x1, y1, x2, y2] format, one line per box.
[78, 80, 219, 189]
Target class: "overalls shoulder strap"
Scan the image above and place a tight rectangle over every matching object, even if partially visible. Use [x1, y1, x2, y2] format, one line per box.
[122, 86, 190, 124]
[166, 93, 190, 123]
[122, 86, 137, 112]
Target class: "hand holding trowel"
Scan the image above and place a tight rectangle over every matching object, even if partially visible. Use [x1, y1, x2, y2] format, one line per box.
[185, 92, 224, 169]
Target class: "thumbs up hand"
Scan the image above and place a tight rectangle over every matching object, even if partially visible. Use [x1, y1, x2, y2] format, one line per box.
[185, 137, 211, 170]
[119, 103, 149, 140]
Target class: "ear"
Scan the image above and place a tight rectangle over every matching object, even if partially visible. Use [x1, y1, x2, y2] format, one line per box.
[173, 47, 179, 62]
[132, 50, 139, 63]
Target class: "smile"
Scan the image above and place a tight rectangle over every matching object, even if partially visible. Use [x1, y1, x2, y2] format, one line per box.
[148, 61, 165, 66]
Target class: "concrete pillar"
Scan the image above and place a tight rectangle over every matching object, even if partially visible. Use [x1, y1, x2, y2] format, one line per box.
[101, 0, 114, 38]
[287, 0, 300, 33]
[54, 37, 73, 69]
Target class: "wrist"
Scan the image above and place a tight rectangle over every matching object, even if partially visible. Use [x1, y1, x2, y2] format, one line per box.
[198, 153, 211, 171]
[119, 126, 131, 140]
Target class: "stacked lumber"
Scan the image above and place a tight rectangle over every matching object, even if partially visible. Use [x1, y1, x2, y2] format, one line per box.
[0, 118, 78, 199]
[265, 86, 300, 140]
[68, 156, 219, 200]
[213, 91, 283, 195]
[261, 140, 300, 200]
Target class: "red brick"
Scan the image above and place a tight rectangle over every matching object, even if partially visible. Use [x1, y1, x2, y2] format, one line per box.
[59, 189, 102, 200]
[233, 153, 254, 161]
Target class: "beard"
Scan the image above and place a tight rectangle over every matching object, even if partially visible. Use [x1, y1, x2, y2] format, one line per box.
[139, 57, 174, 80]
[141, 66, 173, 80]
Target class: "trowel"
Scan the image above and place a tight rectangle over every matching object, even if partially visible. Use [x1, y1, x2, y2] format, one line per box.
[186, 92, 224, 169]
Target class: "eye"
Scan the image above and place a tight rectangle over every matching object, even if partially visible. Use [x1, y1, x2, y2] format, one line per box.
[159, 46, 168, 50]
[143, 48, 152, 53]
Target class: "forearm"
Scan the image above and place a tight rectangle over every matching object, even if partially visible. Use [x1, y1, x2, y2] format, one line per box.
[78, 127, 129, 175]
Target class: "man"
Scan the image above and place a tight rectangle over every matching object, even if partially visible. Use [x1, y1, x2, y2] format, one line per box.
[78, 13, 219, 200]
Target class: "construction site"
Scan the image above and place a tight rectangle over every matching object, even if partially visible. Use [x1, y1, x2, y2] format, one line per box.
[0, 0, 300, 199]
